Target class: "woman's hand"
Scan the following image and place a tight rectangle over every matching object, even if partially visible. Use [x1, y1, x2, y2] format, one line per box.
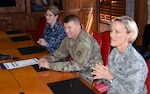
[37, 38, 47, 47]
[91, 63, 114, 81]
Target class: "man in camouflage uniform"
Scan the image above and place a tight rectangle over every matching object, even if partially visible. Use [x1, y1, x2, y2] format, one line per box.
[38, 14, 103, 83]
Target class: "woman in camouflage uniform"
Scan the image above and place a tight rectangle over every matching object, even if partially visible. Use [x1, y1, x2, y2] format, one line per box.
[92, 16, 148, 94]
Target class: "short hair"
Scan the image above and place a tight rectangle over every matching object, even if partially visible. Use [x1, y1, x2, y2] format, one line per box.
[47, 5, 59, 16]
[111, 16, 138, 43]
[63, 14, 80, 24]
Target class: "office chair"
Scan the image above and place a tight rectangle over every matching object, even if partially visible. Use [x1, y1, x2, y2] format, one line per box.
[92, 31, 111, 93]
[93, 31, 110, 65]
[24, 16, 46, 42]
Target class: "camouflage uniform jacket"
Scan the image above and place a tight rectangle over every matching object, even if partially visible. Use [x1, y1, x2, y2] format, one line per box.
[107, 44, 148, 94]
[46, 30, 103, 83]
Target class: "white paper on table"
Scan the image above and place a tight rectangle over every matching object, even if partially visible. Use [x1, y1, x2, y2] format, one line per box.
[3, 58, 38, 70]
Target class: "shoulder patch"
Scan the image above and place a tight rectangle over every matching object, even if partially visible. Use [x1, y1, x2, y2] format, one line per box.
[74, 43, 89, 64]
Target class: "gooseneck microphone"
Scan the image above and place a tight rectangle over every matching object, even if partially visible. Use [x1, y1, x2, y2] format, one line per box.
[8, 70, 25, 94]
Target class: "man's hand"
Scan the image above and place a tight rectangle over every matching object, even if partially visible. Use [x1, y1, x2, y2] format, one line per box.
[38, 58, 50, 69]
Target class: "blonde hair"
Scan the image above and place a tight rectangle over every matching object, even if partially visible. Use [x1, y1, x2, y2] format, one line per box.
[111, 16, 138, 43]
[47, 5, 59, 16]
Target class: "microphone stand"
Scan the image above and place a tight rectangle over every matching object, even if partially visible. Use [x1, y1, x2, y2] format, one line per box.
[8, 70, 25, 94]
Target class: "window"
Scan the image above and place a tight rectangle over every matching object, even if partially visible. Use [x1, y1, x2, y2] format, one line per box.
[0, 0, 16, 7]
[99, 0, 126, 24]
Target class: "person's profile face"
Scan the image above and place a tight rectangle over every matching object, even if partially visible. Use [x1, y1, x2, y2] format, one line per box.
[64, 21, 78, 39]
[44, 10, 58, 24]
[110, 21, 130, 49]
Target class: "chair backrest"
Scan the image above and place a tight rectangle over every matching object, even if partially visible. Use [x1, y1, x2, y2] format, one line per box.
[93, 31, 110, 65]
[92, 31, 111, 93]
[34, 16, 46, 37]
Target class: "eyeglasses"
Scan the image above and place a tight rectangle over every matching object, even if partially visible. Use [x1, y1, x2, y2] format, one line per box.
[44, 14, 54, 17]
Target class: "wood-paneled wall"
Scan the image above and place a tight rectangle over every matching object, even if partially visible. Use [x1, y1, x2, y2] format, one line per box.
[64, 0, 96, 34]
[134, 0, 148, 46]
[0, 0, 96, 34]
[0, 0, 148, 46]
[0, 12, 45, 31]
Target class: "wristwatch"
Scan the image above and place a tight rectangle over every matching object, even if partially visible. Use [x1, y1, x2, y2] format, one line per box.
[109, 78, 114, 84]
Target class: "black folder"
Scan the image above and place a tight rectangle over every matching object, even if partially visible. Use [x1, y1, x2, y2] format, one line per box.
[47, 78, 95, 94]
[10, 36, 31, 42]
[18, 46, 43, 55]
[5, 30, 23, 35]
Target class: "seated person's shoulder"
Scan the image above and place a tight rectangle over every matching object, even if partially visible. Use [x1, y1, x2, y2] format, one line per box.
[78, 32, 98, 48]
[80, 30, 90, 37]
[80, 31, 95, 41]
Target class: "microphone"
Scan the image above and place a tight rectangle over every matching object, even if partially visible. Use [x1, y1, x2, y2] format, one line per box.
[8, 70, 25, 94]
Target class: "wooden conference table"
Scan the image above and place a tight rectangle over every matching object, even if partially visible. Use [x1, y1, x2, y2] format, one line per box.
[0, 31, 101, 94]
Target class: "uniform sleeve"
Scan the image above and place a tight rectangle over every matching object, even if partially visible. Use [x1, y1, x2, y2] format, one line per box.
[108, 61, 148, 94]
[46, 38, 69, 63]
[49, 41, 95, 72]
[46, 27, 66, 53]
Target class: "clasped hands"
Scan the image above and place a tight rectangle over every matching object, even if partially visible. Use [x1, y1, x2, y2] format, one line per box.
[91, 63, 114, 81]
[37, 38, 47, 47]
